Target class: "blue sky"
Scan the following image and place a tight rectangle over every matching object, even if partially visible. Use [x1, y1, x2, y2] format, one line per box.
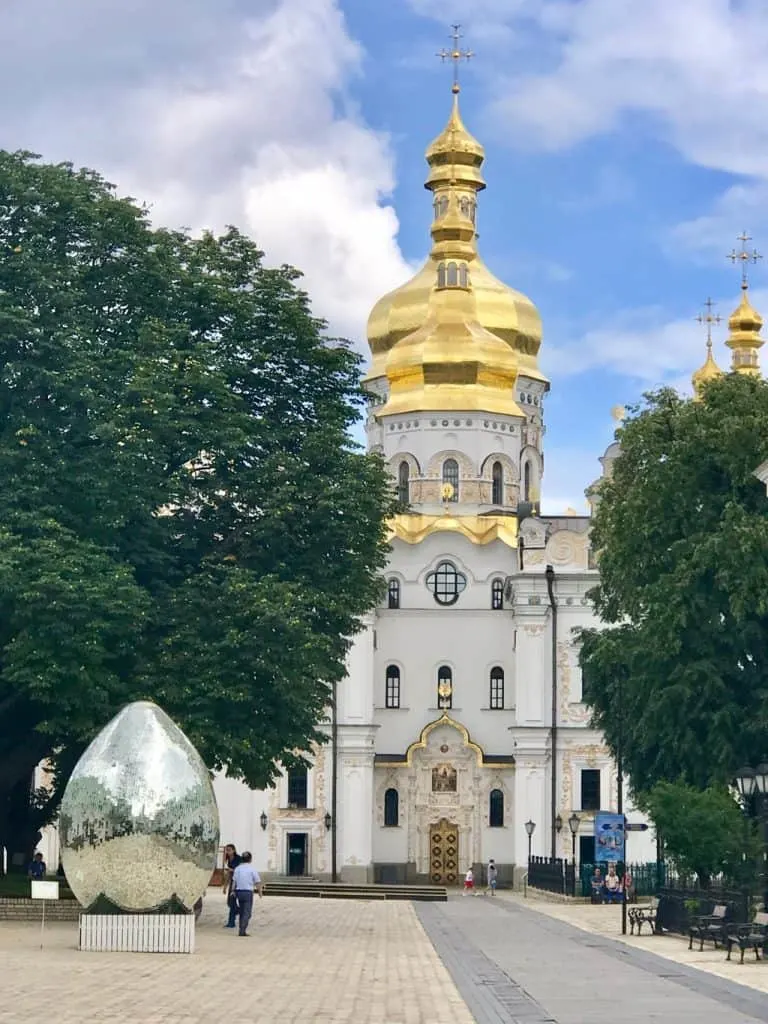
[3, 0, 768, 509]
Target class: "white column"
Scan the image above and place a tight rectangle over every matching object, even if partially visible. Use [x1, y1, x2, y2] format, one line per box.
[337, 727, 377, 883]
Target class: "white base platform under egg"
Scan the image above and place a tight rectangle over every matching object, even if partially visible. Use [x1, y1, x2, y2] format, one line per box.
[79, 913, 195, 953]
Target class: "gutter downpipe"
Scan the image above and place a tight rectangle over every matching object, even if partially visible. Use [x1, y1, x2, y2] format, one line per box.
[545, 563, 557, 861]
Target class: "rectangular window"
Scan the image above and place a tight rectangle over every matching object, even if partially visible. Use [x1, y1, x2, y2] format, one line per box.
[580, 769, 601, 811]
[385, 667, 401, 709]
[287, 767, 308, 808]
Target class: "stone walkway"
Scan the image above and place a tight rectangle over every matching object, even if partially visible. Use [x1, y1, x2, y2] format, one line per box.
[517, 895, 768, 993]
[0, 891, 474, 1024]
[415, 893, 768, 1024]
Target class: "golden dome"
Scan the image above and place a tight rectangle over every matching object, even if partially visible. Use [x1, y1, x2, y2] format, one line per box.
[382, 278, 522, 418]
[691, 339, 723, 398]
[726, 284, 763, 376]
[364, 89, 548, 413]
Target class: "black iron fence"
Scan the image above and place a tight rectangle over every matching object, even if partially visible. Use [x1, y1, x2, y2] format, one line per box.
[528, 856, 576, 896]
[579, 861, 666, 898]
[656, 885, 750, 936]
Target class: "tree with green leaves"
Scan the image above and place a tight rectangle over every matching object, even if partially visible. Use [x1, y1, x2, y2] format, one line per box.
[644, 782, 758, 888]
[579, 375, 768, 799]
[0, 150, 395, 868]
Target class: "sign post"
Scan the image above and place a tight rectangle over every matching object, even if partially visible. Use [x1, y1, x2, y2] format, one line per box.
[31, 879, 60, 950]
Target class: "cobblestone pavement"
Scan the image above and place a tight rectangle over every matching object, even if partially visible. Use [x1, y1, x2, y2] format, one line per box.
[416, 893, 768, 1024]
[0, 891, 475, 1024]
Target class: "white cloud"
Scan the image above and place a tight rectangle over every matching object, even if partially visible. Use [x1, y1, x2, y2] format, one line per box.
[544, 287, 768, 386]
[1, 0, 412, 344]
[410, 0, 768, 179]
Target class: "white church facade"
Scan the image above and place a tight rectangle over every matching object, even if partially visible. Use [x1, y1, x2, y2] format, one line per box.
[213, 80, 656, 885]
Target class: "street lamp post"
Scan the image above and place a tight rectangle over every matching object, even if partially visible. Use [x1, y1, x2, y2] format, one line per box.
[569, 813, 580, 897]
[525, 819, 536, 865]
[735, 763, 768, 910]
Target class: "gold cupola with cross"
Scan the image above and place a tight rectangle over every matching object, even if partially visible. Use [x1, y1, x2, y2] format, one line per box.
[725, 233, 764, 376]
[365, 28, 547, 417]
[691, 297, 723, 398]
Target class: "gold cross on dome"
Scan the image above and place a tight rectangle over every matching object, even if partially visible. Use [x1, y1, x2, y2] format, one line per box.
[729, 231, 763, 287]
[696, 297, 721, 342]
[437, 24, 473, 94]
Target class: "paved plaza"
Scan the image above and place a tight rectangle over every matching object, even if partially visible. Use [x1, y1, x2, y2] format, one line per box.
[5, 890, 768, 1023]
[0, 892, 473, 1024]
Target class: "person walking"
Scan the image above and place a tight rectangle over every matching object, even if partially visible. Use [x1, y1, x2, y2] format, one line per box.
[485, 859, 498, 895]
[222, 843, 242, 929]
[231, 852, 261, 937]
[463, 868, 474, 895]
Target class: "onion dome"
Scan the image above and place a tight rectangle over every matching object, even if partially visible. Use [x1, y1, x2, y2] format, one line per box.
[726, 284, 764, 375]
[691, 339, 723, 398]
[365, 87, 547, 415]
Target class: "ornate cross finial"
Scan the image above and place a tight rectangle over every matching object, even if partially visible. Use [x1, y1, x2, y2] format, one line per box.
[696, 296, 721, 345]
[729, 231, 762, 288]
[437, 24, 473, 95]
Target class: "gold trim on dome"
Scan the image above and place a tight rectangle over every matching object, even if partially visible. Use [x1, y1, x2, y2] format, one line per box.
[387, 512, 518, 548]
[377, 713, 512, 769]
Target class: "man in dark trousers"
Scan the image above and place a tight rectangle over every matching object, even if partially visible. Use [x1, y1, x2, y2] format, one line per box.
[231, 852, 261, 937]
[223, 843, 242, 929]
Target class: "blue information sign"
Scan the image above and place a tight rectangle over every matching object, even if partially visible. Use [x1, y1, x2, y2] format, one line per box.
[594, 812, 625, 862]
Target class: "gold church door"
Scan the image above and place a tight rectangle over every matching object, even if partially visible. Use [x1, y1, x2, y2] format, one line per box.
[430, 819, 459, 886]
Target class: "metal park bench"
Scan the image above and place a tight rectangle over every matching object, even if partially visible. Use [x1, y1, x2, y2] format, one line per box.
[628, 897, 658, 936]
[725, 911, 768, 963]
[688, 904, 729, 951]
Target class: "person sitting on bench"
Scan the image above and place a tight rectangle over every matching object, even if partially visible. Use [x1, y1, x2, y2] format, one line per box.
[603, 864, 622, 903]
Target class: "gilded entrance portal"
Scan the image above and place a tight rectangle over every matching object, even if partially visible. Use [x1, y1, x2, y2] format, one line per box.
[430, 818, 459, 885]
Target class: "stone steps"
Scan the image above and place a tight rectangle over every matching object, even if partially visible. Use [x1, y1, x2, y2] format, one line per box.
[263, 881, 448, 902]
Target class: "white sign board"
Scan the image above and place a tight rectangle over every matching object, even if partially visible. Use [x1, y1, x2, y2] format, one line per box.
[31, 880, 59, 901]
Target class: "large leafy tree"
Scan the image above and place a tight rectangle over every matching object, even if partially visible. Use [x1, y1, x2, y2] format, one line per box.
[579, 375, 768, 798]
[643, 782, 758, 888]
[0, 151, 395, 865]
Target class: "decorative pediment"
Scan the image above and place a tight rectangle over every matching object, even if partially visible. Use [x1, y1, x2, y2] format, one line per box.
[375, 713, 514, 769]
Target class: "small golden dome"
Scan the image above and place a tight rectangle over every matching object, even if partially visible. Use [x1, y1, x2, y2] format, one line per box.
[726, 284, 764, 376]
[691, 339, 723, 397]
[424, 92, 485, 192]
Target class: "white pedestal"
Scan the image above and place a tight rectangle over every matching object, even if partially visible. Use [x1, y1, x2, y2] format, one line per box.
[79, 913, 195, 953]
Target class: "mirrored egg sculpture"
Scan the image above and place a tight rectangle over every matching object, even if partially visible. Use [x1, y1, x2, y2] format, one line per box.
[59, 701, 219, 912]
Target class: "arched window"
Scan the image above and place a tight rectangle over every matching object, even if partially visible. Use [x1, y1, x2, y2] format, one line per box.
[385, 665, 401, 708]
[437, 665, 453, 709]
[442, 458, 459, 501]
[491, 578, 504, 611]
[489, 788, 504, 827]
[459, 196, 470, 218]
[492, 461, 503, 505]
[287, 767, 308, 808]
[524, 461, 532, 502]
[434, 196, 449, 219]
[458, 264, 469, 288]
[384, 787, 399, 827]
[387, 578, 400, 610]
[490, 666, 504, 709]
[437, 262, 446, 288]
[398, 460, 410, 505]
[446, 262, 458, 287]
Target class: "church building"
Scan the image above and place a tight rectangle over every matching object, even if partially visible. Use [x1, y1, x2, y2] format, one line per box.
[214, 74, 658, 885]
